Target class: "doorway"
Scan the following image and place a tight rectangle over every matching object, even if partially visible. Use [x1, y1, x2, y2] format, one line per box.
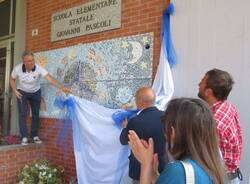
[0, 40, 14, 135]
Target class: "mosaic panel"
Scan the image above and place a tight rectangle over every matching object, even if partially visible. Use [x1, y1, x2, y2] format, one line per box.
[35, 32, 153, 118]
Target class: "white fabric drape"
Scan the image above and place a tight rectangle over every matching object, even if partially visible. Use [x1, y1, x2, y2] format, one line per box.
[70, 96, 131, 184]
[152, 44, 174, 111]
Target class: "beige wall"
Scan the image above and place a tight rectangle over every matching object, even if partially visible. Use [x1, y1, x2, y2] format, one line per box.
[172, 0, 250, 183]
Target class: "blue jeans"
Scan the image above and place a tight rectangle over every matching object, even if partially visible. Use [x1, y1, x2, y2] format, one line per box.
[17, 89, 41, 138]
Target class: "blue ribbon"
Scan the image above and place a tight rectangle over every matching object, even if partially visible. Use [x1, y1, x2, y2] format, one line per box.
[162, 2, 177, 68]
[54, 96, 76, 112]
[54, 96, 83, 152]
[42, 96, 77, 159]
[112, 109, 139, 129]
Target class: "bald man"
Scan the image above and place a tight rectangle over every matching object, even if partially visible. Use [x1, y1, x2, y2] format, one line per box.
[120, 87, 168, 183]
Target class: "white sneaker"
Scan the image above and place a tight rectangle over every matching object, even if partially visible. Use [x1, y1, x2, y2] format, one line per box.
[33, 136, 42, 144]
[21, 137, 28, 146]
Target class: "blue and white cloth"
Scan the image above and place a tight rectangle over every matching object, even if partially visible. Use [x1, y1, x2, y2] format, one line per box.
[152, 2, 176, 111]
[60, 96, 131, 184]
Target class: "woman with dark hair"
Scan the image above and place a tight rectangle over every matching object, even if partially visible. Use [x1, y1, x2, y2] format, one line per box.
[128, 98, 226, 184]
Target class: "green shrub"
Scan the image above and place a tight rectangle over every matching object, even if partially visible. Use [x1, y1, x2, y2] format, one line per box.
[18, 159, 64, 184]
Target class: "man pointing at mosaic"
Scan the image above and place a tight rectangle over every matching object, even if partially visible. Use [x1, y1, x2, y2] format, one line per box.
[10, 51, 71, 146]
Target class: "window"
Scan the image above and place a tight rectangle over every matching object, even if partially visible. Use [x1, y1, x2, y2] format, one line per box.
[0, 0, 16, 37]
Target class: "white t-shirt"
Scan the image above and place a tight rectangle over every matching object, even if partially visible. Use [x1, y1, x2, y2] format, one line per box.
[11, 63, 48, 93]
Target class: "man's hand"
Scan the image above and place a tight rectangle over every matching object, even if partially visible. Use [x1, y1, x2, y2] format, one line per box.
[14, 90, 22, 99]
[121, 118, 128, 128]
[61, 86, 71, 94]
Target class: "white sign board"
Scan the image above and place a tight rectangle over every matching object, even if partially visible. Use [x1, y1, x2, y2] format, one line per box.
[51, 0, 121, 42]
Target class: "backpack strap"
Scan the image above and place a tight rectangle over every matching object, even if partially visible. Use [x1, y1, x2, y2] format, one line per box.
[180, 160, 195, 184]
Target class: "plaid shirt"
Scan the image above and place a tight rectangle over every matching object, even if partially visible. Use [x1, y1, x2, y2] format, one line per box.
[211, 101, 243, 172]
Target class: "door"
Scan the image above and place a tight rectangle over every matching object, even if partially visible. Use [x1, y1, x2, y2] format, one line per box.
[0, 40, 13, 135]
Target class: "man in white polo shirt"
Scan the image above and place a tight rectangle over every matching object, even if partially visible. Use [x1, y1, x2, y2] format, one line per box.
[10, 51, 71, 145]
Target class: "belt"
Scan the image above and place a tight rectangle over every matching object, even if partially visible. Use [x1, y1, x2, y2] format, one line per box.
[227, 168, 243, 181]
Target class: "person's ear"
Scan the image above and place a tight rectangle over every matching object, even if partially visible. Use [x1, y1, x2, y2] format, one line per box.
[205, 88, 213, 97]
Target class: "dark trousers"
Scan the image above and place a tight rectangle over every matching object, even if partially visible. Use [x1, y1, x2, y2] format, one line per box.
[17, 89, 41, 138]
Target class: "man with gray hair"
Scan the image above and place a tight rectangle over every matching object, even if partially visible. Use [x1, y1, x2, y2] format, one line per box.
[120, 87, 168, 183]
[10, 51, 71, 145]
